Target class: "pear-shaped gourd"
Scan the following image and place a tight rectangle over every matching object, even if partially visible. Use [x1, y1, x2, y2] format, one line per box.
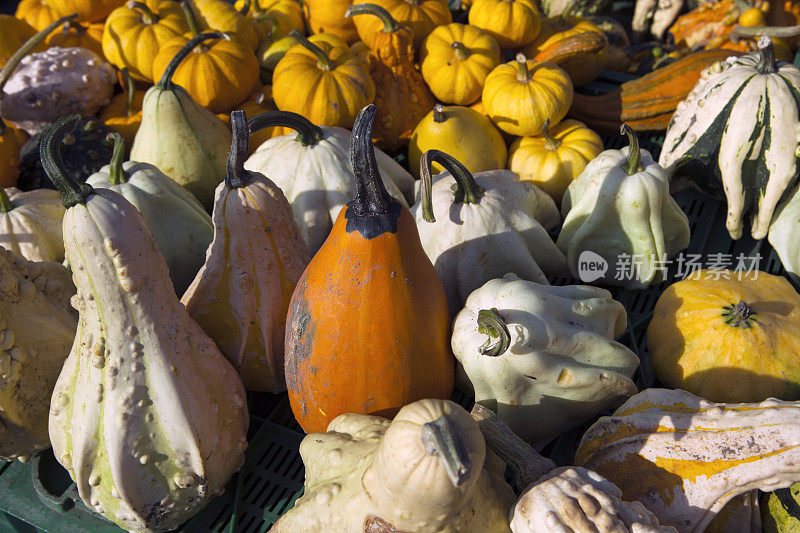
[44, 115, 249, 532]
[130, 32, 233, 210]
[182, 111, 309, 392]
[0, 186, 64, 262]
[0, 246, 76, 461]
[86, 133, 213, 295]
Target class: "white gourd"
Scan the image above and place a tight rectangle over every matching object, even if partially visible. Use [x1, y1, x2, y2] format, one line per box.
[768, 184, 800, 277]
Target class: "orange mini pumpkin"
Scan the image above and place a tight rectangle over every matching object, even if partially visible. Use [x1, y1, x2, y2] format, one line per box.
[351, 0, 452, 50]
[284, 104, 454, 434]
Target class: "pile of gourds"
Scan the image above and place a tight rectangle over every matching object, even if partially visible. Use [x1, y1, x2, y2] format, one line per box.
[4, 0, 800, 532]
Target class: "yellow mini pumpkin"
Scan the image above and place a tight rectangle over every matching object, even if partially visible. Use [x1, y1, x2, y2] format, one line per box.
[303, 0, 359, 43]
[236, 0, 305, 38]
[351, 0, 452, 50]
[15, 0, 60, 31]
[648, 269, 800, 403]
[482, 53, 573, 137]
[468, 0, 541, 49]
[46, 20, 104, 56]
[189, 0, 260, 51]
[102, 0, 190, 82]
[46, 0, 124, 22]
[420, 23, 501, 106]
[408, 104, 507, 178]
[508, 118, 602, 204]
[0, 16, 41, 70]
[272, 31, 375, 129]
[99, 69, 145, 147]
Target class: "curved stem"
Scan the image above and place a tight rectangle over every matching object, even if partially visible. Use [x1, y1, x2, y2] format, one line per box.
[106, 133, 128, 185]
[349, 104, 392, 216]
[254, 13, 279, 40]
[620, 123, 643, 175]
[40, 115, 94, 208]
[541, 118, 559, 151]
[156, 32, 225, 90]
[433, 103, 446, 123]
[120, 68, 136, 117]
[421, 414, 472, 488]
[248, 110, 323, 146]
[181, 1, 202, 38]
[730, 23, 800, 40]
[0, 187, 14, 213]
[239, 0, 251, 15]
[451, 41, 469, 60]
[477, 308, 510, 356]
[127, 1, 158, 25]
[755, 35, 778, 74]
[515, 52, 530, 82]
[345, 3, 400, 33]
[419, 149, 484, 223]
[226, 110, 251, 189]
[289, 30, 332, 70]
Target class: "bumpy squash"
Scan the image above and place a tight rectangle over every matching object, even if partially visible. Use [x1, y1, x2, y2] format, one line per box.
[409, 105, 507, 178]
[0, 247, 76, 462]
[284, 105, 454, 434]
[558, 125, 690, 288]
[244, 110, 414, 254]
[303, 0, 359, 43]
[44, 116, 248, 532]
[99, 68, 144, 148]
[412, 151, 566, 315]
[648, 269, 800, 403]
[659, 37, 800, 240]
[468, 0, 541, 49]
[86, 133, 213, 295]
[182, 112, 308, 392]
[131, 33, 233, 210]
[351, 0, 452, 50]
[46, 0, 124, 22]
[508, 118, 603, 205]
[15, 0, 61, 31]
[271, 399, 515, 532]
[0, 187, 64, 263]
[453, 274, 638, 443]
[575, 388, 800, 532]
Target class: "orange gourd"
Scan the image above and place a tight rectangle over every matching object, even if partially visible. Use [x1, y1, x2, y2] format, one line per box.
[345, 3, 434, 150]
[351, 0, 452, 50]
[303, 0, 360, 43]
[284, 104, 454, 434]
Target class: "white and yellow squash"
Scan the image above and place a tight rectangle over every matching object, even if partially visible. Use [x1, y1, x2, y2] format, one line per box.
[0, 186, 65, 262]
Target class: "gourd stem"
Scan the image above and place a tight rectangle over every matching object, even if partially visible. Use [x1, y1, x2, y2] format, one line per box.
[107, 133, 128, 185]
[239, 0, 251, 15]
[290, 30, 331, 70]
[755, 35, 778, 74]
[730, 23, 800, 39]
[157, 32, 225, 90]
[345, 3, 400, 33]
[181, 1, 202, 38]
[226, 110, 252, 189]
[433, 103, 446, 123]
[248, 110, 323, 146]
[541, 118, 559, 151]
[451, 41, 469, 60]
[421, 415, 472, 487]
[254, 13, 279, 40]
[127, 1, 158, 24]
[121, 68, 136, 117]
[620, 123, 643, 175]
[734, 301, 752, 319]
[470, 403, 555, 491]
[515, 53, 530, 82]
[476, 308, 510, 356]
[419, 149, 484, 223]
[350, 104, 392, 214]
[724, 300, 757, 327]
[0, 187, 14, 213]
[40, 115, 95, 208]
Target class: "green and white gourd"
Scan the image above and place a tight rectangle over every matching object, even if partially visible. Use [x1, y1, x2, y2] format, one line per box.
[769, 183, 800, 278]
[244, 111, 415, 255]
[411, 150, 566, 316]
[558, 125, 690, 289]
[659, 36, 800, 240]
[44, 116, 248, 532]
[87, 133, 213, 296]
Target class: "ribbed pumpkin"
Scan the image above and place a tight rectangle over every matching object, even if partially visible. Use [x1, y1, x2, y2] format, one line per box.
[272, 31, 375, 129]
[46, 0, 124, 22]
[99, 68, 144, 148]
[508, 118, 603, 204]
[648, 269, 800, 403]
[468, 0, 541, 49]
[420, 23, 501, 106]
[284, 104, 454, 434]
[102, 0, 190, 82]
[483, 53, 573, 137]
[303, 0, 359, 43]
[188, 0, 259, 51]
[351, 0, 451, 50]
[15, 0, 60, 31]
[45, 20, 104, 56]
[345, 3, 434, 150]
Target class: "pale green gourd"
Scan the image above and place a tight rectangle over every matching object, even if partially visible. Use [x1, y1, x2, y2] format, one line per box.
[44, 115, 248, 532]
[87, 132, 213, 295]
[130, 32, 232, 210]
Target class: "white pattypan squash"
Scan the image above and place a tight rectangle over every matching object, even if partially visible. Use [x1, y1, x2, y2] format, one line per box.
[0, 187, 65, 262]
[244, 111, 415, 255]
[558, 125, 690, 289]
[411, 149, 566, 315]
[86, 133, 213, 295]
[452, 273, 639, 443]
[271, 398, 516, 533]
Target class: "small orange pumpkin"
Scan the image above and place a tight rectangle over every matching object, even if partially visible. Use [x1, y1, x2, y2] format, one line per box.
[303, 0, 360, 43]
[468, 0, 541, 49]
[351, 0, 452, 50]
[284, 104, 454, 434]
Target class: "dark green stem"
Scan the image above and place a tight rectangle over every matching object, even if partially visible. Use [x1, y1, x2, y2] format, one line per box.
[181, 1, 202, 38]
[723, 301, 757, 328]
[290, 29, 331, 70]
[107, 133, 128, 185]
[0, 187, 14, 213]
[345, 3, 400, 33]
[419, 149, 484, 223]
[755, 35, 778, 74]
[121, 68, 136, 116]
[127, 1, 158, 25]
[620, 123, 643, 175]
[515, 53, 530, 82]
[226, 110, 252, 189]
[477, 308, 510, 356]
[156, 32, 225, 90]
[421, 414, 472, 487]
[248, 110, 323, 146]
[350, 104, 392, 216]
[40, 115, 94, 208]
[451, 41, 468, 60]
